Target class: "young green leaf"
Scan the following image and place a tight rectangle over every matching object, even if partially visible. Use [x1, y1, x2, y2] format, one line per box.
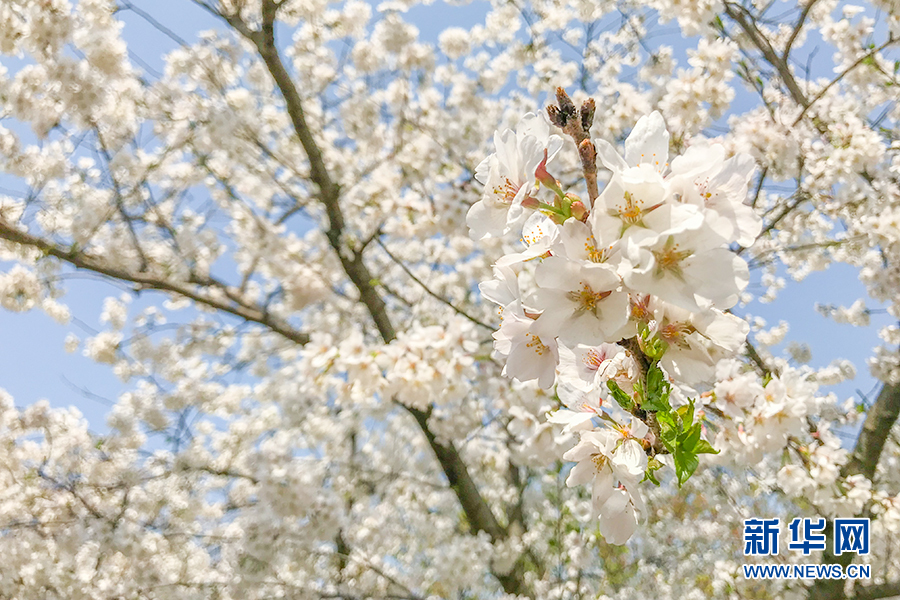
[680, 422, 702, 453]
[674, 448, 700, 487]
[607, 381, 634, 412]
[643, 456, 664, 486]
[692, 439, 719, 455]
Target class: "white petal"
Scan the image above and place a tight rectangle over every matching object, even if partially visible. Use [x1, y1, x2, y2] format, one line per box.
[669, 142, 724, 178]
[629, 416, 649, 440]
[624, 111, 669, 172]
[534, 256, 582, 290]
[598, 494, 638, 545]
[565, 458, 596, 487]
[594, 138, 628, 173]
[467, 199, 509, 240]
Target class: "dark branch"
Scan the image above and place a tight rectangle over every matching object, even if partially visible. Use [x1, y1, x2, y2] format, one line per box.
[227, 3, 538, 595]
[853, 579, 900, 600]
[0, 220, 310, 346]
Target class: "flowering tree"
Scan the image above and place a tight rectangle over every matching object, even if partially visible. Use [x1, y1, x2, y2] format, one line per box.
[1, 0, 899, 598]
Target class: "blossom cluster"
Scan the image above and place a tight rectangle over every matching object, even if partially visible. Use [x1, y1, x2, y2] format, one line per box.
[1, 0, 898, 597]
[471, 102, 761, 543]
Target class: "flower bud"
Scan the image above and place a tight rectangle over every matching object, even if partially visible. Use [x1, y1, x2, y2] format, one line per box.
[535, 150, 564, 197]
[570, 200, 588, 222]
[580, 98, 596, 131]
[520, 196, 540, 210]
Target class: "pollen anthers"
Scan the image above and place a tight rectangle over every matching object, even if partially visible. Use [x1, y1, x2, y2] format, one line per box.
[617, 191, 644, 224]
[629, 295, 651, 322]
[567, 281, 612, 313]
[659, 321, 695, 348]
[695, 177, 715, 205]
[492, 177, 520, 205]
[583, 347, 609, 370]
[525, 332, 551, 355]
[522, 223, 546, 246]
[638, 152, 668, 171]
[652, 236, 693, 278]
[611, 192, 662, 234]
[584, 236, 611, 263]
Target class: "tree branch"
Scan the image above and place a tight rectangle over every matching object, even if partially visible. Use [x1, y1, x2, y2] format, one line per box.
[782, 0, 820, 59]
[853, 579, 900, 600]
[0, 220, 310, 346]
[375, 238, 495, 332]
[252, 0, 396, 343]
[233, 3, 537, 595]
[793, 36, 898, 126]
[724, 3, 810, 110]
[842, 382, 900, 481]
[808, 380, 900, 600]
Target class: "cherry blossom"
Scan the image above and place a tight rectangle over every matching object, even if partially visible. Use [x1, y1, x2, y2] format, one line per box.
[468, 113, 563, 240]
[0, 1, 897, 598]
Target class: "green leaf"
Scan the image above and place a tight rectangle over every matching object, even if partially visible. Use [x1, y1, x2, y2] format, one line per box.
[674, 448, 700, 487]
[643, 457, 663, 486]
[632, 379, 644, 406]
[675, 400, 695, 431]
[647, 363, 663, 395]
[607, 381, 634, 412]
[638, 322, 650, 338]
[680, 423, 702, 453]
[656, 408, 676, 429]
[642, 363, 673, 412]
[693, 439, 719, 455]
[658, 417, 678, 453]
[642, 393, 668, 413]
[640, 335, 666, 360]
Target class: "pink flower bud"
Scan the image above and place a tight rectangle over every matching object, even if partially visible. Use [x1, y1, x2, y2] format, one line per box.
[534, 150, 564, 197]
[570, 200, 588, 222]
[520, 196, 540, 210]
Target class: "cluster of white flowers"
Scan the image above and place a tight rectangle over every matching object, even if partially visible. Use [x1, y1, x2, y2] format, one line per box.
[1, 0, 899, 597]
[0, 265, 42, 312]
[471, 104, 761, 543]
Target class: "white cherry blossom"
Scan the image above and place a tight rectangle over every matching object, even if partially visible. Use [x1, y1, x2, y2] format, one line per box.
[493, 304, 560, 389]
[650, 300, 750, 385]
[667, 142, 762, 247]
[495, 212, 559, 267]
[532, 256, 630, 346]
[594, 111, 671, 175]
[623, 221, 750, 311]
[556, 341, 638, 406]
[468, 113, 563, 240]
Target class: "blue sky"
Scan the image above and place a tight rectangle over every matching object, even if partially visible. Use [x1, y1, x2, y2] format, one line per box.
[0, 0, 889, 436]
